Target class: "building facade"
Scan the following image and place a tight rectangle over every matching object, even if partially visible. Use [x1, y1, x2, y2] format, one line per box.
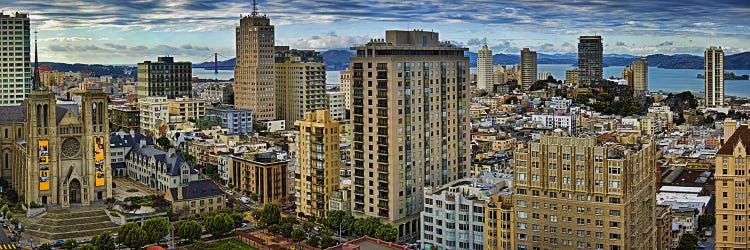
[326, 91, 346, 121]
[124, 137, 195, 193]
[136, 56, 192, 100]
[520, 48, 537, 90]
[349, 30, 471, 242]
[477, 45, 493, 91]
[234, 6, 276, 121]
[139, 96, 168, 137]
[513, 133, 656, 250]
[166, 179, 226, 218]
[229, 153, 288, 205]
[0, 12, 31, 106]
[274, 47, 327, 126]
[340, 68, 352, 110]
[484, 194, 514, 250]
[294, 110, 341, 218]
[705, 46, 724, 108]
[168, 97, 207, 123]
[715, 124, 750, 249]
[206, 106, 253, 135]
[632, 57, 648, 96]
[565, 68, 579, 86]
[0, 89, 112, 208]
[110, 104, 140, 133]
[577, 36, 603, 86]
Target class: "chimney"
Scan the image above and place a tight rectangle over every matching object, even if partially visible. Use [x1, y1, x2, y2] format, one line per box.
[168, 148, 176, 158]
[139, 139, 146, 148]
[177, 185, 184, 200]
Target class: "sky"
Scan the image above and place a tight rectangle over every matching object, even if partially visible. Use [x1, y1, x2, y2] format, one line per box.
[3, 0, 750, 64]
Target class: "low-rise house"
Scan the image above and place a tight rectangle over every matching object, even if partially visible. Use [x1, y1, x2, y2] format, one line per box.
[165, 179, 226, 218]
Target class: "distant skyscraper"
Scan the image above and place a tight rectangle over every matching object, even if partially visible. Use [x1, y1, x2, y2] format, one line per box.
[234, 2, 276, 121]
[477, 44, 493, 91]
[0, 12, 31, 106]
[577, 35, 603, 86]
[350, 30, 470, 242]
[136, 56, 192, 100]
[340, 68, 352, 110]
[621, 65, 633, 88]
[565, 68, 579, 86]
[520, 48, 537, 90]
[632, 57, 648, 96]
[274, 46, 327, 126]
[705, 46, 724, 107]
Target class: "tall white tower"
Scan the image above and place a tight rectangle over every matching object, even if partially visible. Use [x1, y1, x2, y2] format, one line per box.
[705, 46, 724, 108]
[477, 44, 493, 91]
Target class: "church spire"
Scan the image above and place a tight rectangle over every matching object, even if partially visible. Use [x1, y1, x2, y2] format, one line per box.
[33, 30, 40, 90]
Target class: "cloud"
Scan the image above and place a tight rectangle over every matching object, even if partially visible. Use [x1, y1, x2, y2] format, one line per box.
[280, 33, 369, 50]
[657, 41, 675, 47]
[104, 43, 127, 50]
[490, 40, 520, 53]
[38, 37, 93, 42]
[615, 42, 627, 47]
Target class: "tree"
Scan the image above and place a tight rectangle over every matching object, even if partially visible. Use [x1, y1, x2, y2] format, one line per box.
[117, 222, 148, 250]
[142, 217, 170, 244]
[91, 232, 116, 250]
[676, 233, 700, 250]
[63, 239, 78, 249]
[291, 228, 307, 243]
[255, 203, 281, 229]
[79, 245, 97, 250]
[699, 214, 715, 229]
[175, 220, 202, 243]
[205, 213, 234, 237]
[156, 136, 171, 149]
[326, 210, 354, 236]
[374, 223, 399, 242]
[320, 233, 337, 249]
[230, 212, 244, 226]
[306, 233, 320, 248]
[354, 217, 382, 237]
[37, 243, 52, 250]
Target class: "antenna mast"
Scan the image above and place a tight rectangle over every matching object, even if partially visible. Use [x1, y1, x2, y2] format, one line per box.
[33, 30, 39, 90]
[251, 0, 259, 16]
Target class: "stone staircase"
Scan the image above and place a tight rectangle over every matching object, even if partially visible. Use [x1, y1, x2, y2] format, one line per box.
[23, 207, 119, 240]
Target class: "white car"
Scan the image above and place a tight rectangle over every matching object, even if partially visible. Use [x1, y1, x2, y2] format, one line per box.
[240, 197, 250, 204]
[225, 190, 233, 195]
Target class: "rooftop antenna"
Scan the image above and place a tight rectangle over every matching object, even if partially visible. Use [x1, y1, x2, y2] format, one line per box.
[251, 0, 259, 16]
[33, 30, 39, 90]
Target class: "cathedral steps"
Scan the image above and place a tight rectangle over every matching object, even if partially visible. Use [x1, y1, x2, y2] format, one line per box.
[23, 208, 119, 240]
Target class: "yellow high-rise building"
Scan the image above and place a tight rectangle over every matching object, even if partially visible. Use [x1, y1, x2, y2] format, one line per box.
[485, 194, 515, 250]
[275, 47, 327, 126]
[513, 133, 656, 250]
[716, 124, 750, 249]
[294, 110, 341, 218]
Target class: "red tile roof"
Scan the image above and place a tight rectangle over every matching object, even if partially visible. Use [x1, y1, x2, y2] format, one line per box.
[718, 125, 750, 155]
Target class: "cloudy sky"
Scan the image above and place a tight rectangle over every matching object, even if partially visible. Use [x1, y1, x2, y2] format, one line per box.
[4, 0, 750, 64]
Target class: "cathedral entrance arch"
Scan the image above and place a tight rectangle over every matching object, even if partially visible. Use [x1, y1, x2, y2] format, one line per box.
[69, 179, 81, 204]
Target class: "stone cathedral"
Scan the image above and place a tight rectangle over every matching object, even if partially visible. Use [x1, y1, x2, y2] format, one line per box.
[0, 88, 112, 208]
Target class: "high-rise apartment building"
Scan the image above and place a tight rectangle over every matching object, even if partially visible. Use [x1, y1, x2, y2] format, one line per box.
[340, 68, 352, 110]
[632, 57, 648, 96]
[0, 12, 31, 106]
[513, 133, 656, 250]
[716, 124, 750, 249]
[565, 68, 579, 86]
[621, 65, 633, 88]
[229, 153, 288, 205]
[274, 46, 327, 126]
[578, 36, 603, 86]
[349, 30, 470, 242]
[520, 48, 537, 90]
[705, 46, 724, 107]
[326, 91, 346, 121]
[477, 44, 493, 91]
[485, 194, 514, 250]
[136, 56, 192, 100]
[294, 110, 341, 218]
[139, 96, 168, 137]
[234, 4, 276, 121]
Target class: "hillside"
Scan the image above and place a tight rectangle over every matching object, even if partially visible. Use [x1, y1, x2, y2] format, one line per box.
[34, 62, 135, 77]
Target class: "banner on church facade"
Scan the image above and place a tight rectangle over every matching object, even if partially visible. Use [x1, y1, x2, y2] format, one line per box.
[94, 136, 105, 187]
[39, 140, 49, 191]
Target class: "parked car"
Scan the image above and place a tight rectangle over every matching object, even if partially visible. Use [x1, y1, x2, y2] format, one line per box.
[240, 197, 250, 204]
[225, 190, 233, 195]
[51, 240, 65, 247]
[1, 223, 7, 229]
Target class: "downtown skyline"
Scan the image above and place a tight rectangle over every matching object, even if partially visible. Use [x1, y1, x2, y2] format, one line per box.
[3, 0, 750, 64]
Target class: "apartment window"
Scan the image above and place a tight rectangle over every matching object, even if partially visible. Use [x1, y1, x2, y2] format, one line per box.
[517, 200, 527, 207]
[517, 173, 527, 181]
[609, 210, 621, 216]
[596, 220, 603, 227]
[610, 221, 620, 228]
[608, 167, 621, 174]
[608, 181, 620, 188]
[518, 212, 527, 219]
[609, 233, 621, 240]
[550, 216, 557, 222]
[517, 222, 527, 230]
[609, 197, 621, 204]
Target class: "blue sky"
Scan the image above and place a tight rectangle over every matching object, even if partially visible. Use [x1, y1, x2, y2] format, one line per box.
[4, 0, 750, 64]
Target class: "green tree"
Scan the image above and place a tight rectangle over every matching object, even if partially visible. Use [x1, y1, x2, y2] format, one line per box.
[325, 210, 354, 233]
[117, 222, 148, 249]
[231, 212, 244, 225]
[37, 243, 52, 250]
[320, 233, 337, 249]
[306, 233, 320, 248]
[205, 213, 234, 237]
[291, 228, 307, 243]
[354, 217, 382, 237]
[699, 214, 715, 229]
[374, 223, 399, 242]
[676, 233, 700, 250]
[142, 217, 170, 244]
[175, 220, 202, 243]
[79, 244, 97, 250]
[255, 203, 281, 229]
[63, 239, 78, 249]
[156, 136, 171, 149]
[91, 232, 116, 250]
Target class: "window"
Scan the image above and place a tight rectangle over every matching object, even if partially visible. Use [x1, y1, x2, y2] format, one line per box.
[596, 220, 603, 227]
[609, 233, 621, 240]
[550, 216, 557, 222]
[609, 221, 620, 228]
[609, 210, 621, 216]
[517, 200, 527, 207]
[517, 222, 527, 229]
[608, 167, 621, 175]
[595, 208, 603, 215]
[518, 211, 527, 219]
[608, 180, 620, 188]
[609, 197, 621, 204]
[517, 173, 527, 181]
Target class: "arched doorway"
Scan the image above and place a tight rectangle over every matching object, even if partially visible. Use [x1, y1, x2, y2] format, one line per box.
[70, 179, 81, 204]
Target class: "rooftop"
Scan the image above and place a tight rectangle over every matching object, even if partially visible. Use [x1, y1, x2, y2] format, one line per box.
[169, 179, 224, 201]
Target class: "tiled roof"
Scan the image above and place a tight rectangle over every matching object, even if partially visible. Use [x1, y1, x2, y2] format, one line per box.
[118, 133, 187, 176]
[718, 125, 750, 155]
[168, 179, 224, 201]
[0, 105, 26, 124]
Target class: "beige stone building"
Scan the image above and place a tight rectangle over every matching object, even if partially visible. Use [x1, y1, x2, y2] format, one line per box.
[565, 68, 579, 86]
[485, 194, 514, 250]
[41, 71, 65, 87]
[234, 5, 276, 121]
[477, 44, 493, 91]
[168, 97, 207, 123]
[513, 133, 656, 250]
[274, 47, 327, 126]
[294, 110, 340, 218]
[340, 68, 352, 110]
[166, 179, 226, 218]
[632, 57, 648, 96]
[716, 124, 750, 249]
[0, 88, 112, 208]
[349, 30, 470, 242]
[656, 204, 673, 250]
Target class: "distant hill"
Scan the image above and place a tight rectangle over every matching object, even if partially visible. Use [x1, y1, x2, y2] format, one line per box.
[321, 50, 354, 71]
[193, 58, 235, 69]
[34, 62, 135, 77]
